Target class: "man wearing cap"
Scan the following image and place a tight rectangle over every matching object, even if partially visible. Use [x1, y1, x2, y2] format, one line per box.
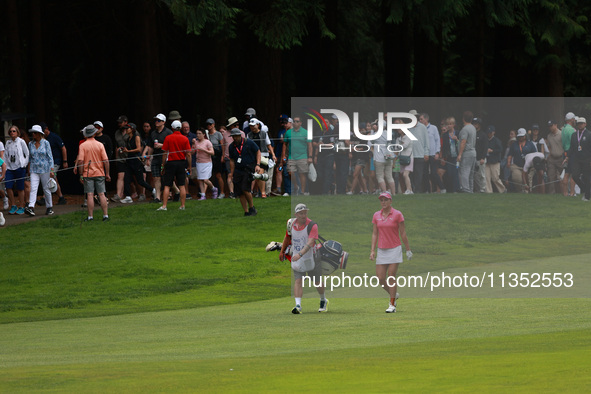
[279, 203, 328, 314]
[157, 120, 191, 210]
[76, 125, 110, 221]
[41, 122, 68, 205]
[565, 117, 591, 201]
[472, 118, 488, 193]
[506, 127, 537, 192]
[142, 113, 172, 203]
[243, 108, 256, 134]
[545, 120, 564, 194]
[522, 152, 546, 193]
[93, 121, 113, 160]
[206, 118, 225, 199]
[456, 111, 478, 193]
[408, 110, 429, 193]
[228, 128, 261, 216]
[485, 126, 505, 193]
[561, 112, 577, 196]
[223, 117, 245, 199]
[248, 118, 277, 198]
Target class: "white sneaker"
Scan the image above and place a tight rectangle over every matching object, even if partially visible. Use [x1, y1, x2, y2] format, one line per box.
[282, 193, 290, 197]
[218, 193, 225, 199]
[346, 191, 353, 195]
[318, 299, 329, 312]
[156, 206, 167, 211]
[404, 190, 414, 195]
[121, 196, 133, 203]
[583, 197, 590, 202]
[386, 304, 396, 313]
[0, 212, 5, 226]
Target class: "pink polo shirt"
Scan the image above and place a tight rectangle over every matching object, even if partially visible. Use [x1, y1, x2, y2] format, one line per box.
[372, 209, 404, 249]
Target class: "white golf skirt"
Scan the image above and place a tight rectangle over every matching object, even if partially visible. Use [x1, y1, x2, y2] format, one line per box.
[376, 246, 403, 265]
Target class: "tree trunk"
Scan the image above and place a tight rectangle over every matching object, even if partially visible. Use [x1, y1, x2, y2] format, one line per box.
[29, 0, 46, 122]
[383, 15, 412, 96]
[136, 0, 160, 121]
[211, 38, 229, 122]
[6, 0, 25, 128]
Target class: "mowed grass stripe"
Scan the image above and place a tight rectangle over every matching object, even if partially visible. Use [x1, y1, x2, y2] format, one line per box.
[0, 313, 589, 391]
[1, 298, 589, 367]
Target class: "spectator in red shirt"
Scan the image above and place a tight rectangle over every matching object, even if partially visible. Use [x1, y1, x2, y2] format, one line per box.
[157, 121, 191, 211]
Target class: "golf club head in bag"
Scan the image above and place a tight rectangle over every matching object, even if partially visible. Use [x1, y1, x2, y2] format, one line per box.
[266, 241, 282, 252]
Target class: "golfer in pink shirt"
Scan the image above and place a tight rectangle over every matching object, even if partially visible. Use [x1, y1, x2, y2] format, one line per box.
[370, 191, 412, 313]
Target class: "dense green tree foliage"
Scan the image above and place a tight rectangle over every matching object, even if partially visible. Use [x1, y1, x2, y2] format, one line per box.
[2, 0, 591, 141]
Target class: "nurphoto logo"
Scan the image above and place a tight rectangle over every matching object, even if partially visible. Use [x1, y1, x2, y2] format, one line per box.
[303, 108, 418, 154]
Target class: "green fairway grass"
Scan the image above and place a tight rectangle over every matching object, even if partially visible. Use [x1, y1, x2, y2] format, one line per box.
[0, 297, 589, 391]
[1, 194, 590, 391]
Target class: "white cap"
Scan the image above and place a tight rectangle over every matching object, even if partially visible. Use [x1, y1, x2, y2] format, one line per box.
[565, 112, 576, 120]
[577, 117, 586, 123]
[93, 121, 103, 128]
[409, 109, 419, 115]
[249, 118, 260, 126]
[288, 118, 294, 123]
[171, 120, 182, 129]
[516, 128, 527, 137]
[154, 113, 166, 122]
[295, 203, 308, 213]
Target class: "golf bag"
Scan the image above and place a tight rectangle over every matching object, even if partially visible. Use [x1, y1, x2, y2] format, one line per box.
[313, 235, 348, 275]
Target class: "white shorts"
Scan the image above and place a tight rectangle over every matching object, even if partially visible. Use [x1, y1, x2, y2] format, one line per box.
[197, 162, 212, 180]
[376, 246, 403, 265]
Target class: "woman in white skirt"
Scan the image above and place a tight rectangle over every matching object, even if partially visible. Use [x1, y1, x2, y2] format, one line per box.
[370, 191, 412, 313]
[193, 128, 216, 200]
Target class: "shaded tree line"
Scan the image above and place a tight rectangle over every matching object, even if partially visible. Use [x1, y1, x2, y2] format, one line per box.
[2, 0, 591, 142]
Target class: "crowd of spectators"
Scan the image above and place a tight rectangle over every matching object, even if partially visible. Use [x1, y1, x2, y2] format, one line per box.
[1, 107, 590, 223]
